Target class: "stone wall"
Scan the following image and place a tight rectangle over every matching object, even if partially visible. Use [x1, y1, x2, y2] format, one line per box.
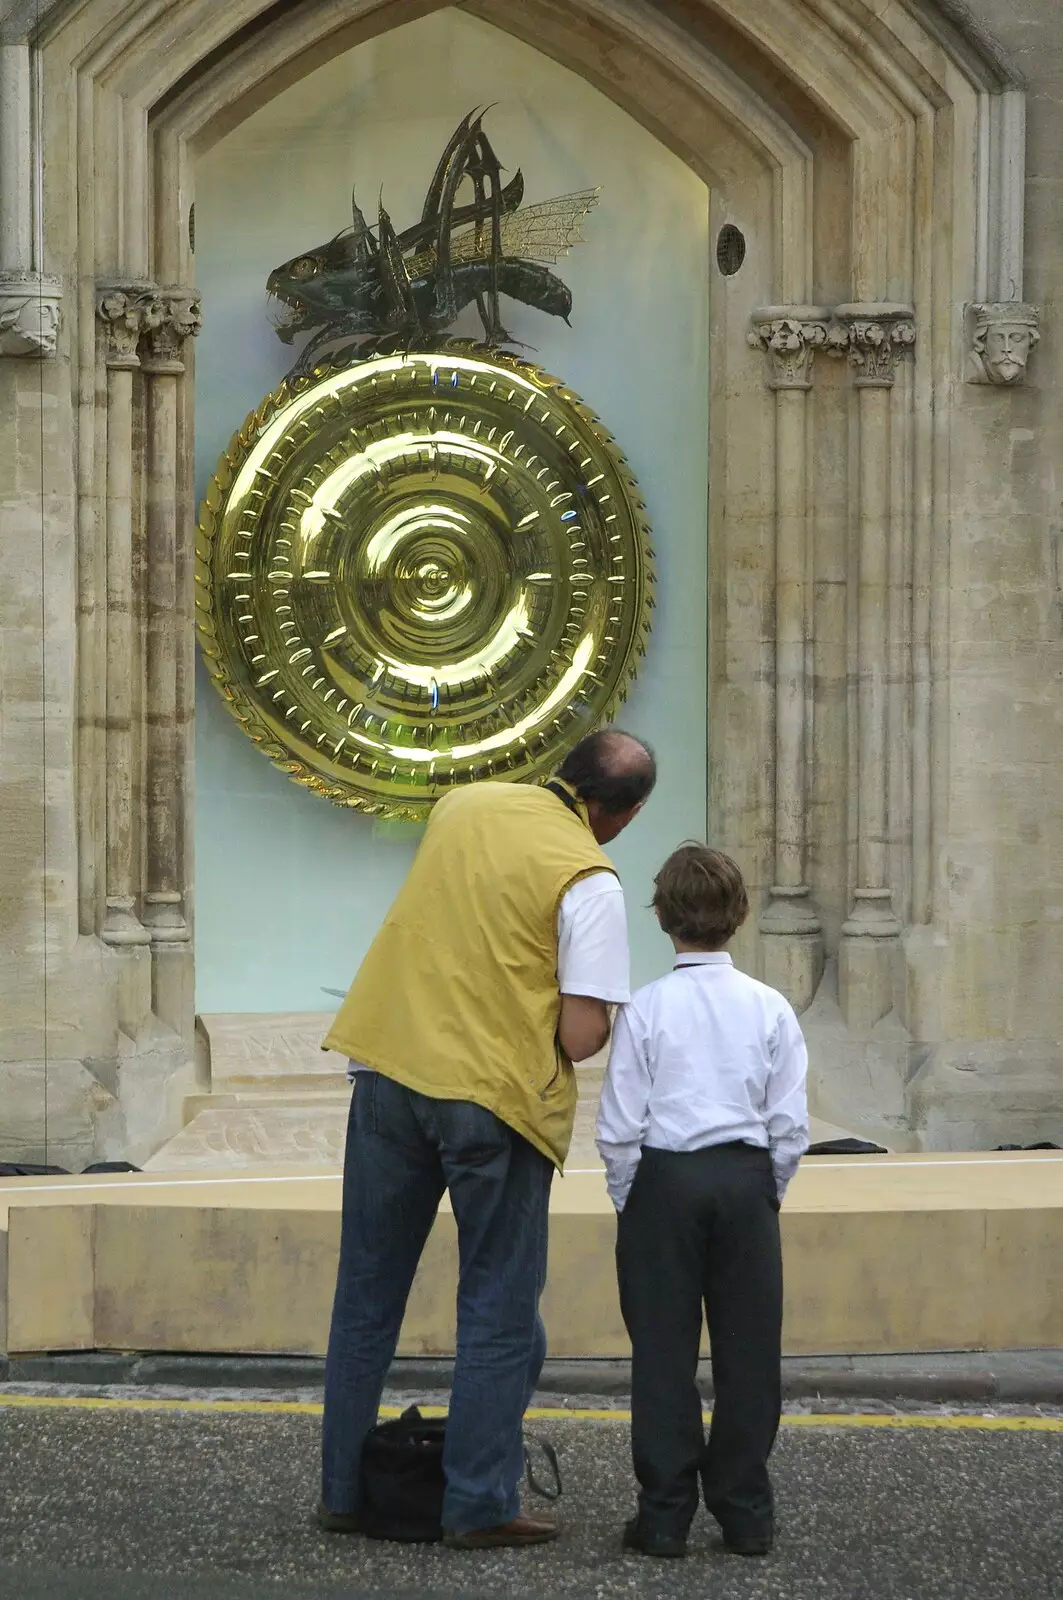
[0, 0, 1060, 1162]
[896, 0, 1063, 1146]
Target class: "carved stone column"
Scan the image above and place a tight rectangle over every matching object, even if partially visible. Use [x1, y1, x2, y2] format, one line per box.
[0, 43, 62, 357]
[831, 304, 915, 1030]
[748, 310, 830, 1010]
[96, 285, 161, 1029]
[141, 289, 202, 1037]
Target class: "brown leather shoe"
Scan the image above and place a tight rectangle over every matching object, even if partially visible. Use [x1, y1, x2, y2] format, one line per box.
[443, 1512, 560, 1549]
[315, 1502, 363, 1535]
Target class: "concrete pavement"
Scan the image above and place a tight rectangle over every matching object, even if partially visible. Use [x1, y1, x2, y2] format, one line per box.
[1, 1395, 1063, 1598]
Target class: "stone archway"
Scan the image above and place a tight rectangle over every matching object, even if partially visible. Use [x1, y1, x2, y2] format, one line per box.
[0, 0, 1042, 1161]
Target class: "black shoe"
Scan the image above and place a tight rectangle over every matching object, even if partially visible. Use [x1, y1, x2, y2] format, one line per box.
[722, 1528, 773, 1557]
[316, 1503, 363, 1535]
[621, 1517, 687, 1558]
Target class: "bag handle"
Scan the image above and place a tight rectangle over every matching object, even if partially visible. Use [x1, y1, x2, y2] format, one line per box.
[397, 1405, 562, 1501]
[523, 1435, 562, 1502]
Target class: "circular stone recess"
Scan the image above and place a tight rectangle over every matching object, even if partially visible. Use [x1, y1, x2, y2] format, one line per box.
[196, 342, 655, 818]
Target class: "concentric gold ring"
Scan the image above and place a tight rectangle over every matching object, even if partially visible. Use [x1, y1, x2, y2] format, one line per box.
[195, 342, 655, 818]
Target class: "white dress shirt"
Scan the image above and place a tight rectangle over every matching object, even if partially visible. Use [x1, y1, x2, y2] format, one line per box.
[595, 952, 809, 1211]
[349, 871, 629, 1080]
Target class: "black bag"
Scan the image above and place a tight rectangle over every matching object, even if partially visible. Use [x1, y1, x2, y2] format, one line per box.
[360, 1406, 447, 1543]
[0, 1163, 69, 1177]
[806, 1138, 888, 1156]
[359, 1404, 562, 1544]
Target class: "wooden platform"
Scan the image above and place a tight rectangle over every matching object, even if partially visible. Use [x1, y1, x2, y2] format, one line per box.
[3, 1150, 1062, 1360]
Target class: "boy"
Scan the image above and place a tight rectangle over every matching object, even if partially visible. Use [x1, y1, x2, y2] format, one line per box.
[595, 843, 808, 1560]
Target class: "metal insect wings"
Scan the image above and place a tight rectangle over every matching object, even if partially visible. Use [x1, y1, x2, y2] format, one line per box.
[266, 110, 598, 371]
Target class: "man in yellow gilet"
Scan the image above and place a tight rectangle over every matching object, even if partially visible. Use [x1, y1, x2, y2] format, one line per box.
[319, 729, 655, 1548]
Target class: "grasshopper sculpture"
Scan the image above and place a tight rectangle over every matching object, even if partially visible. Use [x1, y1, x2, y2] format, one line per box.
[267, 109, 598, 371]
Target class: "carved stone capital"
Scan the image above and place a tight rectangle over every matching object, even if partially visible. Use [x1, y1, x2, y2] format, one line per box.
[748, 307, 832, 390]
[829, 303, 916, 388]
[96, 283, 163, 370]
[966, 301, 1040, 386]
[142, 286, 204, 374]
[0, 271, 62, 357]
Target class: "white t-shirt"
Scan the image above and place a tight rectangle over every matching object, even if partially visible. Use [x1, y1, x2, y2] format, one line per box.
[556, 870, 630, 1001]
[348, 869, 630, 1080]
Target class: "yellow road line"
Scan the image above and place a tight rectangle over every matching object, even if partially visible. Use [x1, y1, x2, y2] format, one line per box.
[777, 1412, 1063, 1432]
[0, 1394, 1061, 1431]
[0, 1395, 325, 1416]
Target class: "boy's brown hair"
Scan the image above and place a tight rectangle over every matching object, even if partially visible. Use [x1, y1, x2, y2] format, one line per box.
[652, 842, 749, 949]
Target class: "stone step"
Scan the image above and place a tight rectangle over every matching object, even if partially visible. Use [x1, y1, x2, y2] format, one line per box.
[181, 1086, 351, 1123]
[152, 1086, 861, 1177]
[145, 1102, 349, 1171]
[151, 1010, 869, 1174]
[196, 1012, 613, 1089]
[153, 1065, 608, 1174]
[196, 1011, 339, 1090]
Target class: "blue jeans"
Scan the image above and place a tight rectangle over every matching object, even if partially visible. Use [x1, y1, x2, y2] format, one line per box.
[321, 1070, 554, 1533]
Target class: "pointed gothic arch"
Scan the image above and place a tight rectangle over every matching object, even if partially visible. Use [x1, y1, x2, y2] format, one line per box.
[0, 0, 1037, 1156]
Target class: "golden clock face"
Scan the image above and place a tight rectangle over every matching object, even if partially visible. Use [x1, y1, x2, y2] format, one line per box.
[196, 343, 654, 817]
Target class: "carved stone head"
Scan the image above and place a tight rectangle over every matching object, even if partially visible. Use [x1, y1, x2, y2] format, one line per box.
[747, 308, 830, 390]
[968, 303, 1040, 386]
[0, 274, 62, 359]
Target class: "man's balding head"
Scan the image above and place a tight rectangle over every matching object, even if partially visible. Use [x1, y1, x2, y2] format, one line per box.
[556, 729, 656, 843]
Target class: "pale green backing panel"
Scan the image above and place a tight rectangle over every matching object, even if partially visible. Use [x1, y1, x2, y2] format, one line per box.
[193, 7, 710, 1011]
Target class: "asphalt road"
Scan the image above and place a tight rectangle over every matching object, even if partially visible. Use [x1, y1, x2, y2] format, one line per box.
[1, 1399, 1062, 1600]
